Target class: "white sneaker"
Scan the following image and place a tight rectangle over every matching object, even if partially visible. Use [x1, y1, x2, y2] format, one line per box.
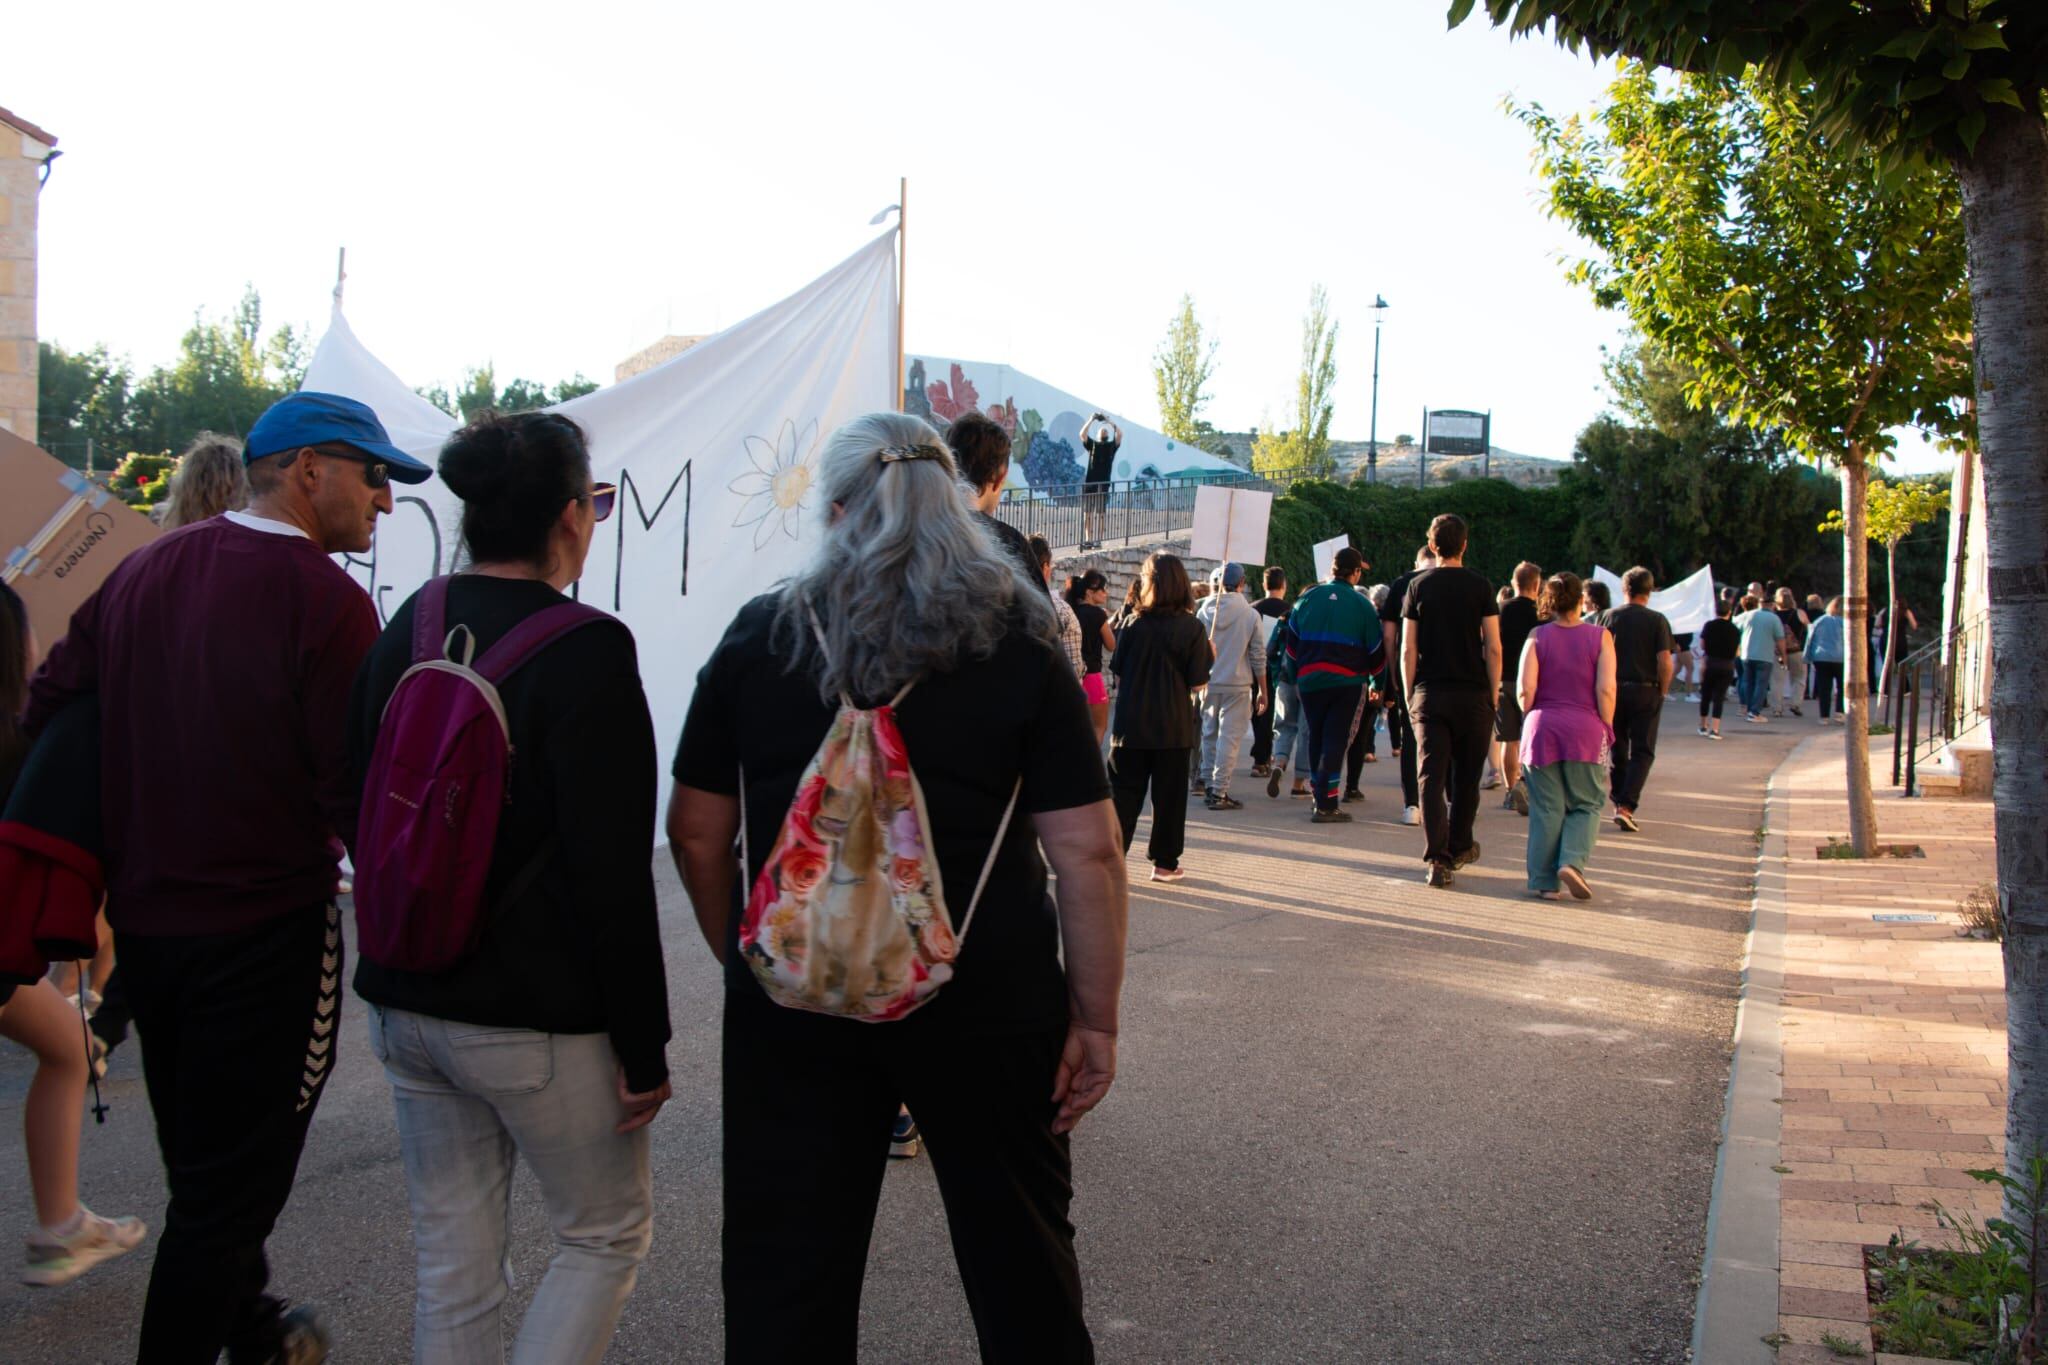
[1401, 805, 1421, 826]
[23, 1207, 147, 1287]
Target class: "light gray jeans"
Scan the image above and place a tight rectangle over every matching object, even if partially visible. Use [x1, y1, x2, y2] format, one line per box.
[1199, 683, 1256, 794]
[368, 1004, 654, 1365]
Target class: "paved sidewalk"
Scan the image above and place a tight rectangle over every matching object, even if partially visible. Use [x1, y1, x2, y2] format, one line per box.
[1699, 733, 2004, 1365]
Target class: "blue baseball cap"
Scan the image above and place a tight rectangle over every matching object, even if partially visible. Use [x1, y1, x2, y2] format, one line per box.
[244, 392, 434, 485]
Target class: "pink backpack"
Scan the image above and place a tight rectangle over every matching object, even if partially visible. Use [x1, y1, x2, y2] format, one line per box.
[353, 576, 614, 973]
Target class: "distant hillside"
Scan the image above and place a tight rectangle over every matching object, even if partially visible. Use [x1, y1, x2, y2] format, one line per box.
[1210, 433, 1572, 489]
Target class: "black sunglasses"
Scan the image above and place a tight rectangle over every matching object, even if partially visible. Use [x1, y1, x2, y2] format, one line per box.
[590, 482, 617, 523]
[312, 446, 391, 490]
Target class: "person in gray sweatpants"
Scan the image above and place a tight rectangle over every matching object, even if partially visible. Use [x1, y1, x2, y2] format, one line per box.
[1197, 562, 1266, 810]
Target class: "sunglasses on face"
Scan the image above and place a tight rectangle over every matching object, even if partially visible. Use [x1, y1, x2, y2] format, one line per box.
[590, 483, 617, 523]
[314, 447, 391, 490]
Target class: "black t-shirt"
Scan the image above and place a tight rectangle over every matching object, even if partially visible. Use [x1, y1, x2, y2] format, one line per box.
[1498, 595, 1541, 685]
[348, 576, 672, 1092]
[673, 594, 1108, 1033]
[1776, 608, 1809, 648]
[1073, 601, 1108, 673]
[1403, 565, 1499, 691]
[1109, 611, 1211, 749]
[1700, 617, 1741, 664]
[1253, 596, 1290, 622]
[1383, 569, 1423, 686]
[1082, 434, 1120, 484]
[1606, 602, 1677, 687]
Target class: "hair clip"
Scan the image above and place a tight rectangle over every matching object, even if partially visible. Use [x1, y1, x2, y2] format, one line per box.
[878, 443, 945, 464]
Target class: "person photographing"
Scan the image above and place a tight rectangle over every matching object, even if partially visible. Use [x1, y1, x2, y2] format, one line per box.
[1080, 414, 1121, 551]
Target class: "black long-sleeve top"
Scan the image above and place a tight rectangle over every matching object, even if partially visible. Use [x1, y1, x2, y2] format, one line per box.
[347, 575, 672, 1091]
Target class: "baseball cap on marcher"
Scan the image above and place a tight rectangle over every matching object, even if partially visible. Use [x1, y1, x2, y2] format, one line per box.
[1221, 562, 1245, 590]
[244, 392, 434, 485]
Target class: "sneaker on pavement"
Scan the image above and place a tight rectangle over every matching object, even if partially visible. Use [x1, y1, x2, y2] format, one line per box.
[274, 1304, 333, 1365]
[1290, 784, 1312, 800]
[1426, 862, 1453, 889]
[1207, 794, 1244, 811]
[1696, 726, 1708, 737]
[1311, 809, 1353, 824]
[1341, 788, 1364, 804]
[1790, 705, 1803, 717]
[1250, 762, 1270, 778]
[1614, 809, 1641, 834]
[1708, 730, 1724, 741]
[1401, 805, 1420, 826]
[23, 1207, 146, 1287]
[1150, 865, 1185, 883]
[1450, 841, 1482, 870]
[890, 1108, 921, 1159]
[1191, 777, 1207, 794]
[1481, 770, 1504, 790]
[1509, 782, 1530, 817]
[1266, 765, 1285, 799]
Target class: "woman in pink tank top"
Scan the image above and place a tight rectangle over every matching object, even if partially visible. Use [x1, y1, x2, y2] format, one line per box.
[1515, 573, 1616, 900]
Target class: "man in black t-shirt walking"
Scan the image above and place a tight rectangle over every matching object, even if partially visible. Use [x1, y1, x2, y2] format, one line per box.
[1381, 546, 1436, 826]
[1249, 567, 1291, 776]
[1402, 515, 1502, 888]
[1604, 566, 1676, 833]
[1494, 561, 1542, 818]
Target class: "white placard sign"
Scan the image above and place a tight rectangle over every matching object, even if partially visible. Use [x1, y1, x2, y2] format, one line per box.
[1312, 534, 1350, 583]
[1592, 563, 1719, 634]
[1188, 485, 1273, 566]
[302, 230, 901, 828]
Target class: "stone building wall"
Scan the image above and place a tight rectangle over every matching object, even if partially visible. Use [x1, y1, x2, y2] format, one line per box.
[0, 107, 57, 443]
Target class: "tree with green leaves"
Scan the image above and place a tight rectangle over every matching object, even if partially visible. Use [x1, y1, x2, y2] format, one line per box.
[37, 342, 136, 470]
[1252, 284, 1339, 476]
[1511, 65, 1971, 857]
[417, 366, 602, 420]
[1821, 477, 1953, 706]
[1453, 0, 2048, 1244]
[1153, 295, 1219, 445]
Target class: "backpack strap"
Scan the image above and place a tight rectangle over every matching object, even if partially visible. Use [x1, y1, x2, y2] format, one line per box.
[805, 600, 919, 707]
[473, 602, 617, 684]
[953, 777, 1023, 945]
[413, 576, 453, 663]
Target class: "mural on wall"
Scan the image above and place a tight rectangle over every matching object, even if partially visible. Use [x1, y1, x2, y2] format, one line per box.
[905, 356, 1241, 489]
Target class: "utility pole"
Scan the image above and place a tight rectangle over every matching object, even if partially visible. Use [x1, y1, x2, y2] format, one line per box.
[1368, 295, 1388, 484]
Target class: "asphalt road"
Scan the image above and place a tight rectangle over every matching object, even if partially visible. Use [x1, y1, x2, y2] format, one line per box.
[0, 700, 1807, 1363]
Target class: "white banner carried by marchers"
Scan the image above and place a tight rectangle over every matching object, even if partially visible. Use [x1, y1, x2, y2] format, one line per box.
[1593, 563, 1718, 635]
[302, 229, 900, 822]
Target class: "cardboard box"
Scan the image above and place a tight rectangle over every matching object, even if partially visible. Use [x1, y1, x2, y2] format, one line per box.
[0, 426, 160, 661]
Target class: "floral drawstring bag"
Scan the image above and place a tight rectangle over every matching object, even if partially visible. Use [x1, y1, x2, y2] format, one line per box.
[738, 641, 1019, 1022]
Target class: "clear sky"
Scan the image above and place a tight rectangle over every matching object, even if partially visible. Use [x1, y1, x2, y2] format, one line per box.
[10, 0, 1951, 473]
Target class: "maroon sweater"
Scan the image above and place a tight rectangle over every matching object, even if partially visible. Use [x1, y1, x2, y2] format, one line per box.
[26, 516, 378, 936]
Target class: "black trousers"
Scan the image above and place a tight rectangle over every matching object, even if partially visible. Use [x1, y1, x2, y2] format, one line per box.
[1812, 662, 1844, 719]
[1109, 745, 1190, 870]
[1610, 682, 1664, 812]
[1347, 701, 1380, 787]
[1389, 701, 1420, 807]
[722, 994, 1090, 1365]
[1249, 698, 1275, 767]
[1700, 663, 1737, 720]
[1303, 686, 1364, 813]
[1412, 685, 1493, 866]
[123, 904, 340, 1364]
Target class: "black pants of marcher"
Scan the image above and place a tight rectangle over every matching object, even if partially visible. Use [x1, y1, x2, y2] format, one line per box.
[1412, 685, 1493, 867]
[722, 993, 1090, 1365]
[1389, 700, 1420, 807]
[1249, 698, 1274, 767]
[1303, 686, 1364, 813]
[122, 904, 339, 1365]
[1109, 745, 1190, 870]
[1700, 664, 1736, 720]
[1610, 682, 1664, 812]
[1813, 661, 1845, 719]
[1346, 701, 1379, 790]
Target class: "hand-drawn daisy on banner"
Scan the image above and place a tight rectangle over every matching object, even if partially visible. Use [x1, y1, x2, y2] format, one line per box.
[729, 417, 820, 550]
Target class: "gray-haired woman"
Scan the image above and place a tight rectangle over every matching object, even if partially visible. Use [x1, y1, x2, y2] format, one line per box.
[669, 411, 1128, 1363]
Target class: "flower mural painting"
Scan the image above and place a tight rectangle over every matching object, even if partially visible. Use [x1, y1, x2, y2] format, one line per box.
[729, 417, 820, 550]
[926, 363, 981, 423]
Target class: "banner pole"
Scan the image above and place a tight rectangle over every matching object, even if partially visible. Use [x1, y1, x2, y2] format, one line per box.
[333, 247, 347, 310]
[896, 177, 907, 413]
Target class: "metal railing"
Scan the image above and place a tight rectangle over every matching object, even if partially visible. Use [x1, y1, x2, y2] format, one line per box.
[993, 463, 1326, 553]
[1890, 609, 1990, 795]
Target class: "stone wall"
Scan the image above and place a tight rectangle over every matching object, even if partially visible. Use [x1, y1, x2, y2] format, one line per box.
[0, 109, 57, 443]
[1052, 538, 1220, 609]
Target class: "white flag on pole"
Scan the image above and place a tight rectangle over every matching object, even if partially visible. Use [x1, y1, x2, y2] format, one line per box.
[301, 229, 901, 820]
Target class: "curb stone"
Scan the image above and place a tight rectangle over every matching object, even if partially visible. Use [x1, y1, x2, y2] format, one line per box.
[1690, 733, 1822, 1362]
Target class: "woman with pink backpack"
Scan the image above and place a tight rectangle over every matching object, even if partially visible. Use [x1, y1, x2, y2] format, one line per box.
[669, 410, 1128, 1363]
[347, 411, 672, 1364]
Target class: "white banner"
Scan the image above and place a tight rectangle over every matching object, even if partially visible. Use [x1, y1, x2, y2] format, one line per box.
[1593, 563, 1718, 635]
[302, 230, 900, 822]
[1311, 534, 1349, 584]
[1189, 486, 1272, 566]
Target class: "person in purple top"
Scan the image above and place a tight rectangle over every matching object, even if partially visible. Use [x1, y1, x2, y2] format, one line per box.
[1516, 572, 1617, 901]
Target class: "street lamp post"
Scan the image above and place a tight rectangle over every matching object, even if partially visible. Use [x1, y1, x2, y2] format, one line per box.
[1368, 295, 1388, 484]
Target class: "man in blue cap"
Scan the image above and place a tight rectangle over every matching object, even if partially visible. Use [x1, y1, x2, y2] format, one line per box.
[28, 391, 429, 1363]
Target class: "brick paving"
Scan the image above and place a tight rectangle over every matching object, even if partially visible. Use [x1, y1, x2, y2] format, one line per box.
[1763, 738, 2003, 1365]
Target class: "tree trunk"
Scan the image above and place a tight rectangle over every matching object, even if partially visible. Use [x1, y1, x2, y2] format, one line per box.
[1957, 109, 2048, 1223]
[1840, 448, 1878, 857]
